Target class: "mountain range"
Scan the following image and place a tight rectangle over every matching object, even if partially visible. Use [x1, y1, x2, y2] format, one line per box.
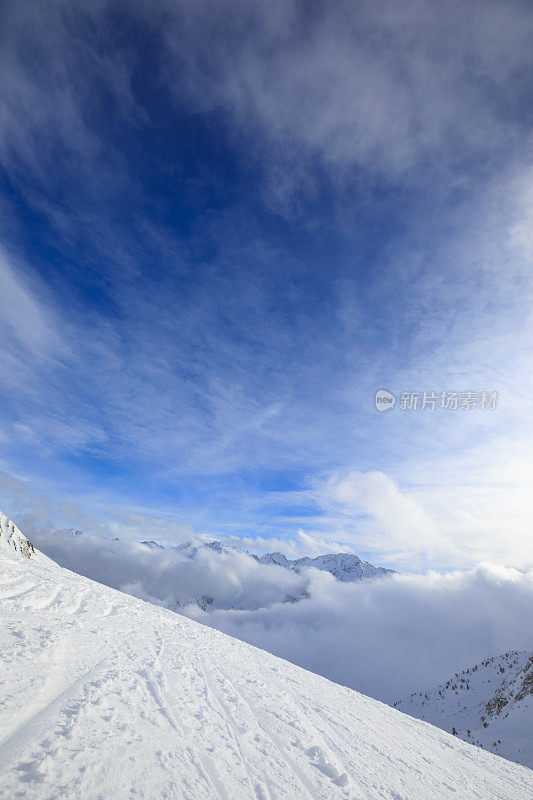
[137, 538, 396, 610]
[140, 537, 396, 582]
[255, 550, 395, 581]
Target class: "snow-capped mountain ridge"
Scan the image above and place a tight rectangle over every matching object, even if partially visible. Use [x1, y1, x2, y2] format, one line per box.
[0, 510, 36, 559]
[136, 534, 395, 582]
[259, 550, 395, 580]
[54, 527, 395, 583]
[142, 539, 395, 608]
[395, 650, 533, 768]
[0, 509, 530, 799]
[58, 528, 84, 537]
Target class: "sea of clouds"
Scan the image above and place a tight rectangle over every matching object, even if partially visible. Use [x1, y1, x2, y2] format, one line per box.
[29, 528, 533, 704]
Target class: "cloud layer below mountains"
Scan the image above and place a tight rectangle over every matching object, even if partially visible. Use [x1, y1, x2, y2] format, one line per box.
[30, 530, 310, 611]
[30, 528, 533, 704]
[203, 563, 533, 703]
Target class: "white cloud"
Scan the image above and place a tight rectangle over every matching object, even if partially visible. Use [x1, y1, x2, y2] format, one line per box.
[320, 470, 455, 565]
[228, 535, 299, 556]
[227, 529, 353, 557]
[508, 171, 533, 258]
[161, 0, 532, 198]
[295, 529, 354, 556]
[0, 1, 138, 196]
[204, 563, 533, 703]
[0, 248, 60, 357]
[1, 0, 531, 209]
[26, 526, 312, 613]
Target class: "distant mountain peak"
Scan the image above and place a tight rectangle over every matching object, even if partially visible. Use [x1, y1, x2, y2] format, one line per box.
[259, 550, 395, 582]
[205, 540, 225, 552]
[140, 540, 165, 550]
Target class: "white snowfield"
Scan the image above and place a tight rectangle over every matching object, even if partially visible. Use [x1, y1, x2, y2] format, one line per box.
[0, 518, 531, 799]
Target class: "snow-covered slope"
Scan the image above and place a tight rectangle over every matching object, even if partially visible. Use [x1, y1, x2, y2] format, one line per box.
[394, 651, 533, 769]
[1, 531, 531, 799]
[259, 551, 395, 581]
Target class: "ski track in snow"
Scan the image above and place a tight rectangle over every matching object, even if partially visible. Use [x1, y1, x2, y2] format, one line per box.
[0, 552, 532, 800]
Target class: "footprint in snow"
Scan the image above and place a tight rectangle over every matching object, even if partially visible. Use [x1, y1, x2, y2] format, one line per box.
[305, 745, 350, 787]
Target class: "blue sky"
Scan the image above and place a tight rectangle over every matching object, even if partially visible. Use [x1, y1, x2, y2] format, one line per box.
[0, 0, 532, 569]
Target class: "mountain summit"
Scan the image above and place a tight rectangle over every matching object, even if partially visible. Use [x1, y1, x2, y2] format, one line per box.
[258, 551, 395, 581]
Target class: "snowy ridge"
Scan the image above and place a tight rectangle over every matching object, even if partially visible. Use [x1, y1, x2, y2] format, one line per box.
[139, 537, 395, 582]
[258, 551, 395, 581]
[172, 540, 396, 581]
[0, 510, 36, 559]
[394, 651, 533, 768]
[54, 529, 395, 585]
[0, 514, 531, 798]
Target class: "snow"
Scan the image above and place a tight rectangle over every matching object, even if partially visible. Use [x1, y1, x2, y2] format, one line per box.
[0, 511, 50, 563]
[0, 518, 531, 799]
[394, 651, 533, 769]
